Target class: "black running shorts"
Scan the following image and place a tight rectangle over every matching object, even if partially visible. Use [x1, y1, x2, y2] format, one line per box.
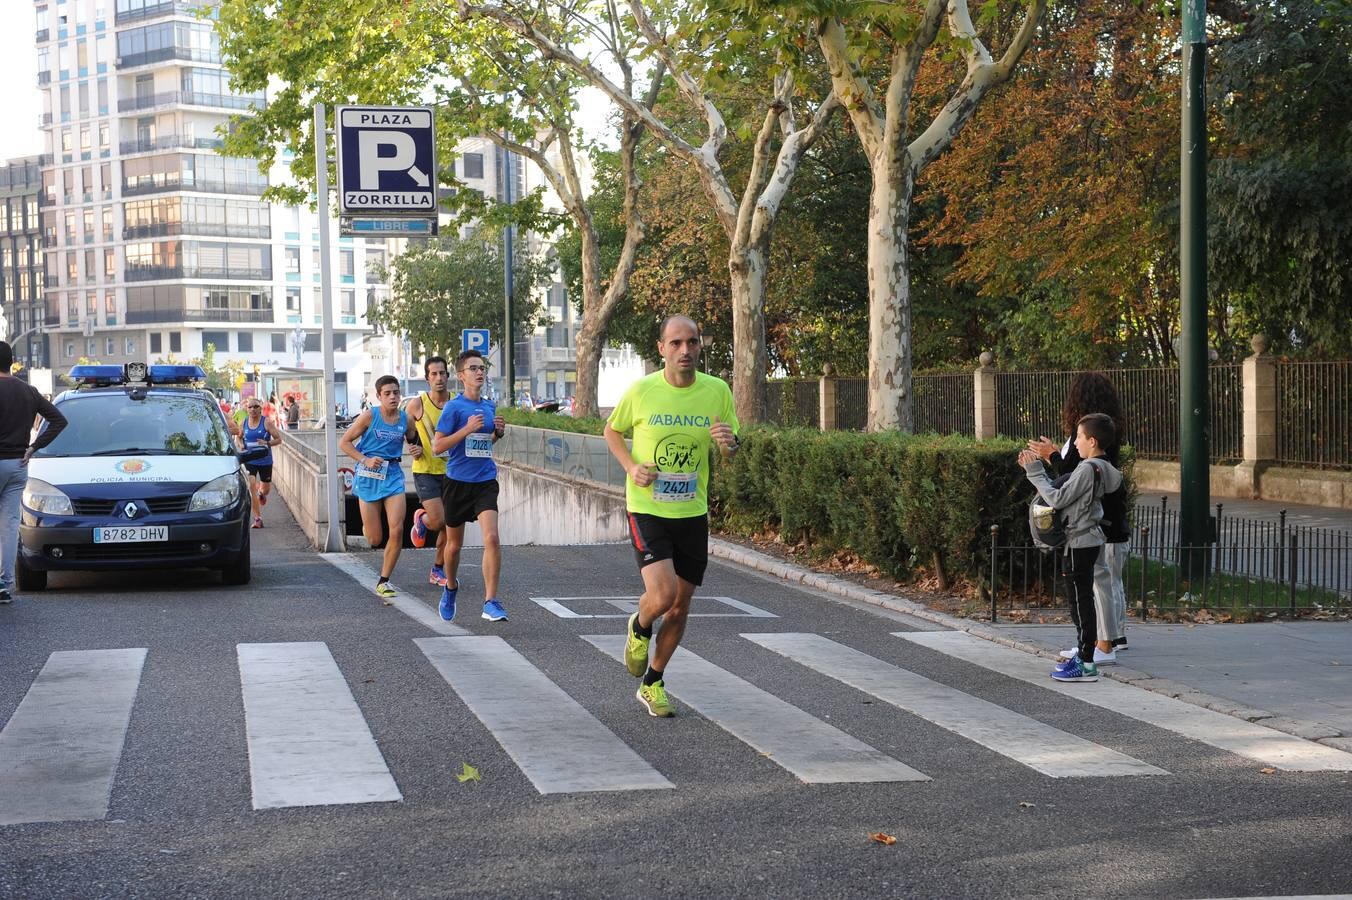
[628, 512, 709, 586]
[441, 477, 499, 528]
[244, 463, 272, 483]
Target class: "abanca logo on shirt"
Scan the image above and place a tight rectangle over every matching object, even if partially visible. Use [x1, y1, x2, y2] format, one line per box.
[647, 413, 711, 427]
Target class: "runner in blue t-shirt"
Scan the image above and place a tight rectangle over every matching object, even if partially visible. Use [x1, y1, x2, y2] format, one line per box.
[339, 375, 422, 598]
[431, 349, 506, 623]
[233, 397, 282, 529]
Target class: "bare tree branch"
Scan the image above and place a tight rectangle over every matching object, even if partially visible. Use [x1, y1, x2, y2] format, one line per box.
[817, 17, 884, 160]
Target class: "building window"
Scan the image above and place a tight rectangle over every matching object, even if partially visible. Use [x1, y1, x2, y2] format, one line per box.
[333, 332, 346, 352]
[462, 152, 484, 180]
[105, 337, 115, 356]
[340, 289, 355, 317]
[149, 332, 161, 354]
[126, 337, 136, 355]
[169, 331, 181, 352]
[285, 287, 300, 313]
[202, 330, 229, 352]
[271, 332, 285, 352]
[284, 246, 300, 274]
[65, 341, 76, 358]
[339, 249, 353, 277]
[236, 331, 253, 352]
[87, 338, 97, 356]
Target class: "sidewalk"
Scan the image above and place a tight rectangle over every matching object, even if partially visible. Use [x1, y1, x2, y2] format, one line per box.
[1140, 491, 1352, 532]
[710, 538, 1352, 754]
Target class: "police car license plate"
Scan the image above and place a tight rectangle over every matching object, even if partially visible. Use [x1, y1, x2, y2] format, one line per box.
[93, 525, 169, 543]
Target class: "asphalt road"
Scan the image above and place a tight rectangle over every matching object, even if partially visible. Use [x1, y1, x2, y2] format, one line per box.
[2, 500, 1351, 899]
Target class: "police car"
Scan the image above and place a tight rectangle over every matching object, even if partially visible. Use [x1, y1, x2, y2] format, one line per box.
[16, 363, 265, 590]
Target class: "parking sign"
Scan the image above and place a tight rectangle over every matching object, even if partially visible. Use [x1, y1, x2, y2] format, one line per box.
[462, 329, 490, 353]
[336, 106, 437, 216]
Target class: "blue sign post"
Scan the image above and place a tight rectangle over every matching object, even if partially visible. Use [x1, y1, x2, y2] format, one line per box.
[461, 329, 490, 354]
[335, 106, 437, 216]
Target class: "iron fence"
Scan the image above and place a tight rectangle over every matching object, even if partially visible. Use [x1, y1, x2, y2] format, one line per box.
[1276, 361, 1352, 469]
[914, 373, 975, 435]
[835, 378, 868, 430]
[985, 501, 1352, 620]
[764, 379, 819, 428]
[993, 366, 1243, 462]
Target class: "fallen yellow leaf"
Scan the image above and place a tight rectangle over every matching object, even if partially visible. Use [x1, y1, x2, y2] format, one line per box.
[456, 762, 481, 783]
[1260, 767, 1276, 775]
[869, 832, 897, 846]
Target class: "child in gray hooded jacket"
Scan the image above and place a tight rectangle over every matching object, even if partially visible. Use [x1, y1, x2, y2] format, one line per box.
[1018, 412, 1123, 682]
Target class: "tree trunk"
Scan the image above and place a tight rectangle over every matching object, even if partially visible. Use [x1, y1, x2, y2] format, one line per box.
[729, 242, 769, 425]
[573, 322, 604, 419]
[865, 157, 915, 432]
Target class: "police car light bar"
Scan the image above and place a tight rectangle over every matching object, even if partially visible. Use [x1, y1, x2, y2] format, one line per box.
[68, 364, 126, 386]
[147, 364, 207, 384]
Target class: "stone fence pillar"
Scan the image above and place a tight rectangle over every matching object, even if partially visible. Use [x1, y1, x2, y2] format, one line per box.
[1236, 334, 1276, 496]
[819, 363, 837, 431]
[974, 352, 997, 440]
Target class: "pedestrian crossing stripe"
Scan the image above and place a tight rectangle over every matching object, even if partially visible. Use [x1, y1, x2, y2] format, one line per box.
[584, 634, 929, 784]
[531, 595, 776, 619]
[416, 636, 673, 794]
[0, 648, 146, 826]
[895, 631, 1352, 773]
[745, 633, 1168, 778]
[238, 642, 402, 809]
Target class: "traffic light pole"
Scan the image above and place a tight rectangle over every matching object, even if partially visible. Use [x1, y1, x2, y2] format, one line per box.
[315, 102, 344, 553]
[1179, 0, 1210, 575]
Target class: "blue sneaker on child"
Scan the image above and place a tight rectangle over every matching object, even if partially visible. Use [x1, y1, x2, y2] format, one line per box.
[1051, 655, 1098, 682]
[482, 598, 508, 622]
[438, 583, 457, 621]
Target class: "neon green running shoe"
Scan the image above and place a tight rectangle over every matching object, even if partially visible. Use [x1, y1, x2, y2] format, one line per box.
[636, 680, 675, 718]
[624, 612, 650, 678]
[374, 581, 396, 599]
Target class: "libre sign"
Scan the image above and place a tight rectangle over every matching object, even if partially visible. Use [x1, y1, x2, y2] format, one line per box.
[336, 106, 437, 215]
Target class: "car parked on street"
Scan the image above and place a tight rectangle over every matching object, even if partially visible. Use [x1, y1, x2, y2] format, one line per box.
[16, 363, 264, 589]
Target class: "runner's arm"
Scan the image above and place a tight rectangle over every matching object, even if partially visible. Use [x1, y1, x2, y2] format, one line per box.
[431, 415, 481, 456]
[263, 420, 283, 446]
[604, 422, 653, 486]
[339, 411, 377, 467]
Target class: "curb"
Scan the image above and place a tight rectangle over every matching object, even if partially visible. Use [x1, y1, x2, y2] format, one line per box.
[708, 537, 1350, 751]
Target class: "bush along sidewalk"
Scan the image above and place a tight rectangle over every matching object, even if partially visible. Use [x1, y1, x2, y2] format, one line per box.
[708, 427, 1036, 589]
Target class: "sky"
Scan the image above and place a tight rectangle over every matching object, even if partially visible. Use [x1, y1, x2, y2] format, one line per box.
[0, 3, 45, 163]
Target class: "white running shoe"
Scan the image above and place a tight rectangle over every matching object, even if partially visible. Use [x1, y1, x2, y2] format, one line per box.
[1061, 647, 1118, 666]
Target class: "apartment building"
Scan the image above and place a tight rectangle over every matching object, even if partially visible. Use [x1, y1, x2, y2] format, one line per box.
[0, 157, 46, 369]
[34, 0, 398, 409]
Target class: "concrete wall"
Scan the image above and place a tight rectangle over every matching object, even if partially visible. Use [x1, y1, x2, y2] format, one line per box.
[270, 435, 338, 549]
[1134, 459, 1352, 509]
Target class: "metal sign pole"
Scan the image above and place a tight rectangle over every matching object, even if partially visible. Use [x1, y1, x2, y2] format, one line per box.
[315, 102, 343, 553]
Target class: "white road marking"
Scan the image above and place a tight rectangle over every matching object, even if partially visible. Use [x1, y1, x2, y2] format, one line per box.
[417, 636, 673, 794]
[238, 642, 402, 809]
[747, 633, 1166, 778]
[0, 648, 147, 825]
[584, 635, 928, 784]
[321, 552, 469, 635]
[896, 631, 1352, 772]
[530, 595, 776, 619]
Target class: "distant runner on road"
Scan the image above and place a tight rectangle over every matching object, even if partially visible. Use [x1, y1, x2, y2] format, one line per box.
[604, 315, 739, 717]
[407, 356, 452, 588]
[234, 398, 282, 529]
[431, 350, 507, 624]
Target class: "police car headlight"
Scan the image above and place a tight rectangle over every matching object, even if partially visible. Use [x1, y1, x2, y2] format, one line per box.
[190, 473, 242, 511]
[22, 478, 74, 516]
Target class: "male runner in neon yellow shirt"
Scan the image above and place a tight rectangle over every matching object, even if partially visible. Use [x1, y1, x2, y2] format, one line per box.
[604, 315, 739, 717]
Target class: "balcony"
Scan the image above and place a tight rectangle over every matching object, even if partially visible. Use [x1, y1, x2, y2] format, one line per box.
[114, 1, 218, 25]
[126, 306, 273, 324]
[118, 91, 265, 114]
[122, 178, 268, 198]
[125, 263, 271, 282]
[540, 346, 574, 363]
[120, 134, 225, 155]
[123, 222, 271, 240]
[115, 46, 221, 70]
[37, 71, 51, 85]
[36, 29, 50, 43]
[40, 113, 53, 127]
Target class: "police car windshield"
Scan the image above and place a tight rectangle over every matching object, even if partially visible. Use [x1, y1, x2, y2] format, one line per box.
[36, 393, 233, 458]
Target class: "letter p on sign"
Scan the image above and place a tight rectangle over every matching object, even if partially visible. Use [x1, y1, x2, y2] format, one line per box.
[358, 131, 417, 189]
[462, 329, 490, 353]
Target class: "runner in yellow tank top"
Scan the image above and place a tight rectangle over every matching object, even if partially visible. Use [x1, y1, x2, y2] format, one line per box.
[405, 357, 453, 587]
[604, 315, 740, 718]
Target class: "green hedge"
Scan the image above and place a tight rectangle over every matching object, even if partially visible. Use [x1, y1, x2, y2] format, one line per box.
[499, 410, 1132, 586]
[500, 408, 607, 435]
[708, 428, 1030, 584]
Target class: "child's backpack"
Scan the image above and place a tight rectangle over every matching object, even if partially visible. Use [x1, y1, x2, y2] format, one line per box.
[1028, 459, 1104, 552]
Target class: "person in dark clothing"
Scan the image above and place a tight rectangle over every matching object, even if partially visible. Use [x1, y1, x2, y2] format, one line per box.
[0, 341, 68, 603]
[1028, 372, 1131, 660]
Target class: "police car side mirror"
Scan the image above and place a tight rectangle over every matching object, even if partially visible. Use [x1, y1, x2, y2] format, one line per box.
[238, 445, 270, 464]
